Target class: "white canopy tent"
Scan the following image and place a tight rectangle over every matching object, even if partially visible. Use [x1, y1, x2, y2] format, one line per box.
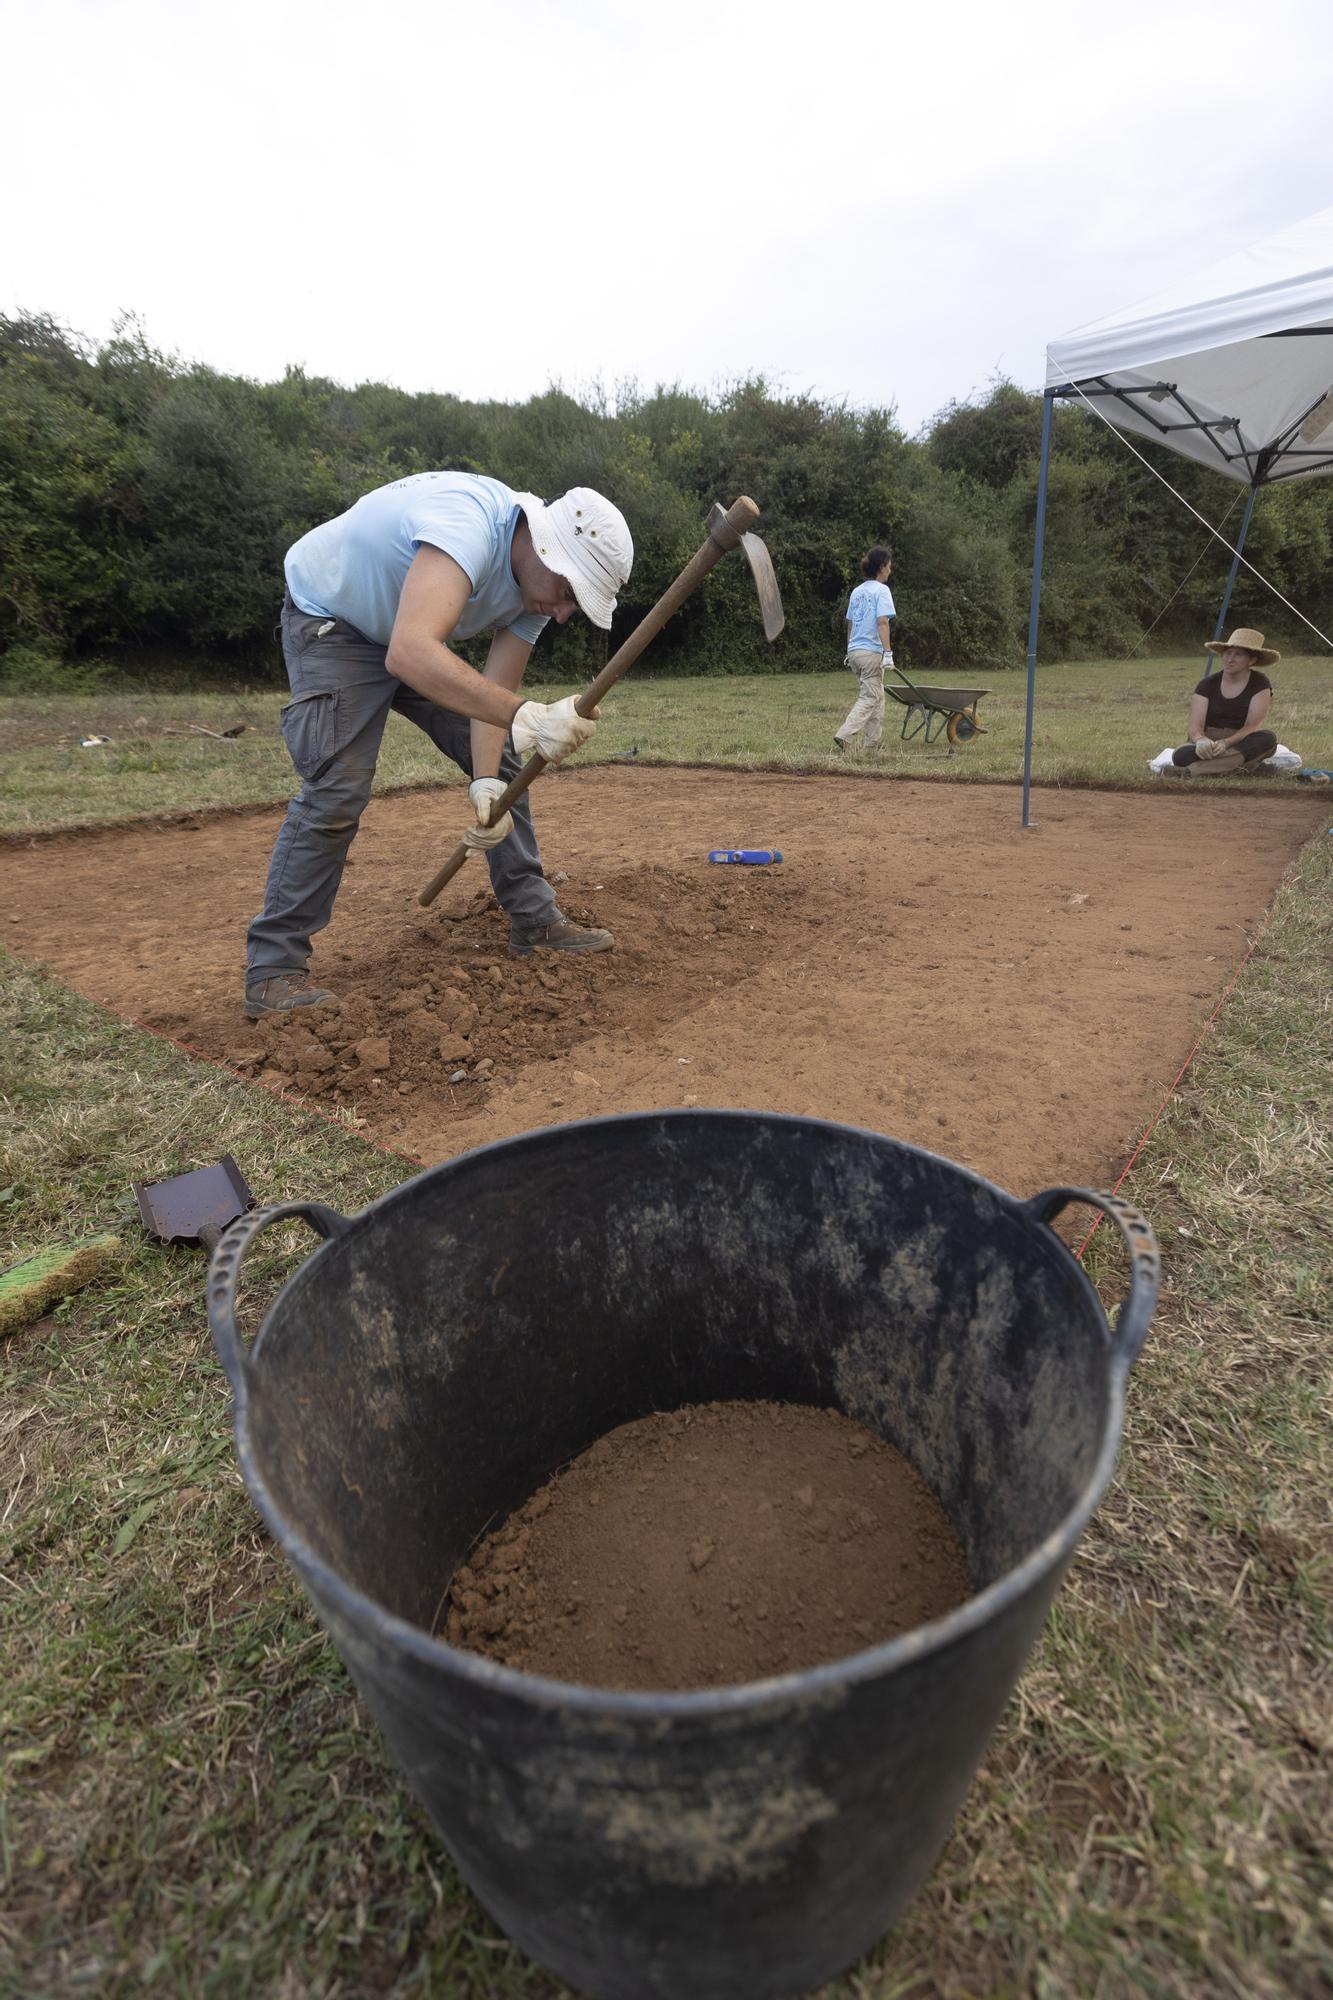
[1021, 206, 1333, 822]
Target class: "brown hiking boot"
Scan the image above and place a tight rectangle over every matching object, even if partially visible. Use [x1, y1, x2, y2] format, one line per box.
[509, 913, 614, 958]
[244, 971, 336, 1019]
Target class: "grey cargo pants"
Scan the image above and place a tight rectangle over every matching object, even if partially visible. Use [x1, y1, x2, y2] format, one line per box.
[246, 600, 558, 981]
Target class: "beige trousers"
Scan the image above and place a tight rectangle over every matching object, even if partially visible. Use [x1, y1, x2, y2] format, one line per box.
[836, 650, 887, 747]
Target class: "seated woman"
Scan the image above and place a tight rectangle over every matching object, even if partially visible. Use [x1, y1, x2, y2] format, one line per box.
[1172, 627, 1279, 776]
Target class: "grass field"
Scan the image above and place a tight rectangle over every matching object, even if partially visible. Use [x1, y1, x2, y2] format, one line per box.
[1, 654, 1330, 833]
[2, 670, 1331, 1997]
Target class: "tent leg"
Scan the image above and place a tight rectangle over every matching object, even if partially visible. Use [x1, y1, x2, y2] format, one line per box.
[1021, 388, 1055, 829]
[1209, 484, 1258, 658]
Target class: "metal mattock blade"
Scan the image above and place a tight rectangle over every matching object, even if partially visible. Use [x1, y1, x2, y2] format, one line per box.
[739, 530, 785, 641]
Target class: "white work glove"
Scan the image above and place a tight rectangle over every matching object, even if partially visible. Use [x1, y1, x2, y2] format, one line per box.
[461, 777, 514, 852]
[1195, 736, 1219, 760]
[511, 695, 598, 766]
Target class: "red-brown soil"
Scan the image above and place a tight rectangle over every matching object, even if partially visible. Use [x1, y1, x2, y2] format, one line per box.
[443, 1400, 971, 1690]
[1, 768, 1320, 1193]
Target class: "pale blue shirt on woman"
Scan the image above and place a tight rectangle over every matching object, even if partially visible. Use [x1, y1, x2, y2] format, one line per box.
[845, 578, 896, 654]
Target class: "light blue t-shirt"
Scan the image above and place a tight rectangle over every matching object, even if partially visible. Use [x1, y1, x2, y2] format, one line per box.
[285, 472, 548, 648]
[846, 578, 896, 655]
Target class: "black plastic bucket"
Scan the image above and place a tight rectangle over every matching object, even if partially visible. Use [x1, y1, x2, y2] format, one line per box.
[208, 1110, 1158, 2000]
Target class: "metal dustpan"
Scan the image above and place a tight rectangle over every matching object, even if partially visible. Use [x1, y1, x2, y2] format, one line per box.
[134, 1155, 256, 1254]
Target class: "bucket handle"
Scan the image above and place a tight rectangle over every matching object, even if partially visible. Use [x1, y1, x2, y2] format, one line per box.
[1022, 1187, 1160, 1376]
[207, 1201, 350, 1398]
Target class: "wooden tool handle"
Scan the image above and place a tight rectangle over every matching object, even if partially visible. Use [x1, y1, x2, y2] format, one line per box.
[572, 493, 758, 715]
[418, 496, 760, 907]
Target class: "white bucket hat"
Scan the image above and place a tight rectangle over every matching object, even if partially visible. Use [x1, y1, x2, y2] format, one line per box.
[515, 487, 633, 629]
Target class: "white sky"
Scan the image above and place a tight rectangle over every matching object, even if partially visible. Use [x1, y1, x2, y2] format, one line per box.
[5, 0, 1333, 433]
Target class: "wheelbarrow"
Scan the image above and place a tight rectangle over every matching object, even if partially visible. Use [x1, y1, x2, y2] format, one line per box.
[886, 661, 989, 747]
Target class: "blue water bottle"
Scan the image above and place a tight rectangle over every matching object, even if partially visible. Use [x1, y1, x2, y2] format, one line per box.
[707, 849, 784, 865]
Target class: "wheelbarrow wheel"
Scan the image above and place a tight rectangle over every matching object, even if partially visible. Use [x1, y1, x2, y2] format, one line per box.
[946, 709, 984, 746]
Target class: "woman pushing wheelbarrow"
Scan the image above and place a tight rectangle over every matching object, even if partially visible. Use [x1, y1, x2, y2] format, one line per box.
[834, 545, 896, 751]
[833, 546, 990, 753]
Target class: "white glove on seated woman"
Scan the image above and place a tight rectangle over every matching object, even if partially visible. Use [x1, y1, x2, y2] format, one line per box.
[461, 777, 514, 852]
[1194, 736, 1220, 760]
[511, 695, 598, 765]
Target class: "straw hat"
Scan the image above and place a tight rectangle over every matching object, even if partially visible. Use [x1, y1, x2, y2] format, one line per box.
[1204, 626, 1280, 666]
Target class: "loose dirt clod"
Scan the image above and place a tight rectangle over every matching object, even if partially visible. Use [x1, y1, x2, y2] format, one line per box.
[442, 1401, 972, 1690]
[233, 862, 784, 1111]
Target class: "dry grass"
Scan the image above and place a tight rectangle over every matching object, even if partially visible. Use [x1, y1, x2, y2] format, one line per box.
[1, 821, 1330, 1995]
[2, 655, 1330, 834]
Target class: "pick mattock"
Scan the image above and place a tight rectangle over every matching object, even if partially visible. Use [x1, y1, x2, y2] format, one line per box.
[417, 494, 784, 907]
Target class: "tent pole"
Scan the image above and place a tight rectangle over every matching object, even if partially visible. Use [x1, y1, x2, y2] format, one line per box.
[1209, 483, 1258, 655]
[1021, 387, 1056, 829]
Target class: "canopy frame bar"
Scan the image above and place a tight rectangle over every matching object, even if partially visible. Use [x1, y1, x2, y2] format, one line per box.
[1209, 484, 1258, 649]
[1022, 392, 1271, 825]
[1052, 381, 1257, 479]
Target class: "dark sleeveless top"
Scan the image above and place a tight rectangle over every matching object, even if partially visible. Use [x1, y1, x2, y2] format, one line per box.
[1194, 669, 1271, 731]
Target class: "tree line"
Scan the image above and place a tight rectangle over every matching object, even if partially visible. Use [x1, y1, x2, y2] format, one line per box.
[3, 312, 1330, 687]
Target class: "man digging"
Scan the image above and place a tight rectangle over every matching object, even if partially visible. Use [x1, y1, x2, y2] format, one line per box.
[245, 472, 633, 1019]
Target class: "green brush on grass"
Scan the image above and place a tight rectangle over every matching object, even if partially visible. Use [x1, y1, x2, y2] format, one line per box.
[0, 1233, 123, 1337]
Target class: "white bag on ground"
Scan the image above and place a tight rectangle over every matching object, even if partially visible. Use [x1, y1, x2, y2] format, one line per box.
[1148, 742, 1303, 775]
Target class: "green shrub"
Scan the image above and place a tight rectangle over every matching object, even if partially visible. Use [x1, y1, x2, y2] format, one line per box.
[7, 318, 1333, 680]
[0, 642, 123, 693]
[0, 641, 67, 691]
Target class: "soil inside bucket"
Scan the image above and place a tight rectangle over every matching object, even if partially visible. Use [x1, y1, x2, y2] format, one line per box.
[442, 1401, 971, 1690]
